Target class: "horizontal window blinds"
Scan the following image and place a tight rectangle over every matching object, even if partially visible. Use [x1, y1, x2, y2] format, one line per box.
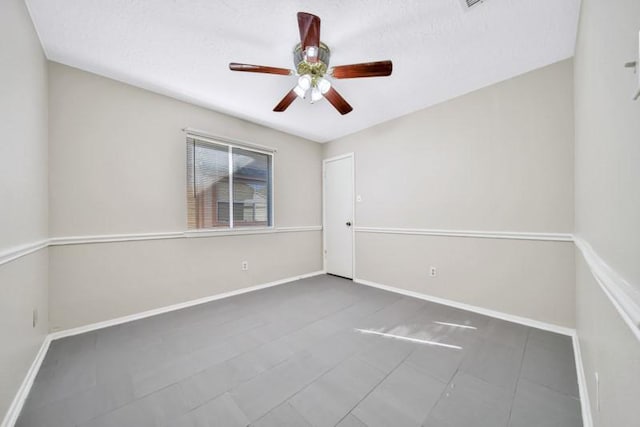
[187, 137, 273, 230]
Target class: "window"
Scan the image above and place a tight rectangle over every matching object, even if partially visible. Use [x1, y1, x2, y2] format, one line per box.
[186, 136, 273, 230]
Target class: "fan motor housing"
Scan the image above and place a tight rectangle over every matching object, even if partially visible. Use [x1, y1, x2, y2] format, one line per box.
[293, 42, 331, 77]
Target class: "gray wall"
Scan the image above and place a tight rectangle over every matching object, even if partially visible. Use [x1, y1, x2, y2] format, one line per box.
[47, 62, 323, 330]
[49, 233, 320, 329]
[0, 0, 50, 419]
[324, 60, 576, 327]
[574, 0, 640, 424]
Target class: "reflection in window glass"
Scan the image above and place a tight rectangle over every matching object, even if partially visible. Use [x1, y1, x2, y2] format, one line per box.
[232, 148, 272, 227]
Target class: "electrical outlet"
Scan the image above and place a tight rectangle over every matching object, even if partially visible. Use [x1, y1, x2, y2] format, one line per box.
[429, 266, 437, 277]
[241, 261, 249, 271]
[32, 308, 38, 328]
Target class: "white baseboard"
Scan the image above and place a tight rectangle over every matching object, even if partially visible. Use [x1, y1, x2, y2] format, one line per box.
[49, 270, 325, 340]
[2, 270, 324, 427]
[353, 277, 575, 336]
[1, 336, 51, 427]
[572, 333, 594, 427]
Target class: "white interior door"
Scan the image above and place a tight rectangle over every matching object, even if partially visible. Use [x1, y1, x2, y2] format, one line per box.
[323, 154, 354, 279]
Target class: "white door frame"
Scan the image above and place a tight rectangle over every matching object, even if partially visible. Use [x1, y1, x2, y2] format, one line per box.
[322, 152, 356, 278]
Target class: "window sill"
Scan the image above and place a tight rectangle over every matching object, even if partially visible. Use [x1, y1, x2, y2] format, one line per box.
[183, 225, 322, 239]
[184, 227, 276, 238]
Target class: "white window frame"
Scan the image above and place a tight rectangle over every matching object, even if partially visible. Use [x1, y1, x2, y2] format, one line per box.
[185, 129, 275, 235]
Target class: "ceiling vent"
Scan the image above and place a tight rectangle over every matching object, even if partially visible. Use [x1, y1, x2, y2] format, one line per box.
[461, 0, 484, 10]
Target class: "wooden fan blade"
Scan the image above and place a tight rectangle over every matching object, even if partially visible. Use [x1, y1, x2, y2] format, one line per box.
[273, 89, 298, 112]
[297, 12, 321, 50]
[324, 87, 353, 115]
[331, 61, 393, 79]
[229, 63, 293, 76]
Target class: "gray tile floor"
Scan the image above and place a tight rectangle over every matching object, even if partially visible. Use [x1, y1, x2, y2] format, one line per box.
[17, 275, 583, 427]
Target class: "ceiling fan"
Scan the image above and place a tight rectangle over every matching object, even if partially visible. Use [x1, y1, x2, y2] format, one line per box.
[229, 12, 393, 115]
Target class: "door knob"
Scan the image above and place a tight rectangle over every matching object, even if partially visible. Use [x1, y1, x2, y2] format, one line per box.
[346, 221, 352, 227]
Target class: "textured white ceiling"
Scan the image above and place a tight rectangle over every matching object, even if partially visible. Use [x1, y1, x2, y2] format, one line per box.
[26, 0, 581, 142]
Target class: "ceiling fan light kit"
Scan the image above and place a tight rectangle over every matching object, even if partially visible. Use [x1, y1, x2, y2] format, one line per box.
[229, 12, 393, 115]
